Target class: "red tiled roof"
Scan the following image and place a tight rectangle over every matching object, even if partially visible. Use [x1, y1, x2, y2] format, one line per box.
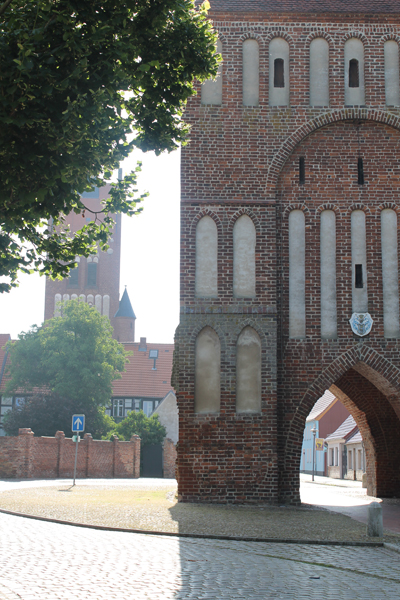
[112, 342, 174, 398]
[205, 0, 400, 14]
[0, 334, 11, 393]
[306, 390, 336, 422]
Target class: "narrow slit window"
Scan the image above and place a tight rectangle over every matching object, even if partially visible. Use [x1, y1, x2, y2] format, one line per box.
[358, 157, 364, 185]
[355, 264, 363, 288]
[274, 58, 284, 88]
[299, 157, 305, 185]
[349, 59, 359, 88]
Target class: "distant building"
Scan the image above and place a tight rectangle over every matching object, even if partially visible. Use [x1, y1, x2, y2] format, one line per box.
[44, 184, 135, 343]
[301, 390, 350, 476]
[325, 415, 365, 481]
[108, 338, 174, 421]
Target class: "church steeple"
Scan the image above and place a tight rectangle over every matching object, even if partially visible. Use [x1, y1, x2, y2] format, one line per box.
[114, 287, 136, 342]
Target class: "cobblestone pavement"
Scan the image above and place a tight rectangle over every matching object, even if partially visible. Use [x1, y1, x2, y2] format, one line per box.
[1, 512, 399, 600]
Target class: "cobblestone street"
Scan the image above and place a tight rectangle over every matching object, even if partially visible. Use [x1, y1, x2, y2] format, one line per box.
[0, 511, 399, 600]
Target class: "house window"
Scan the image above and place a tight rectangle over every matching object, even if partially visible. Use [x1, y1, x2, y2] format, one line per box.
[335, 447, 338, 466]
[134, 399, 141, 412]
[113, 399, 124, 418]
[142, 400, 153, 417]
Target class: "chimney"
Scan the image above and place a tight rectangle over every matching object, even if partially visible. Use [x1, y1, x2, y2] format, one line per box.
[139, 337, 147, 351]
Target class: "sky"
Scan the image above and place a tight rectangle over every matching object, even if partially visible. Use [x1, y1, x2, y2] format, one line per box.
[0, 149, 181, 344]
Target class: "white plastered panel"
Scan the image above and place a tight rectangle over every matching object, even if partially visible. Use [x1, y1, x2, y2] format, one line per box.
[195, 327, 221, 413]
[95, 294, 102, 313]
[310, 38, 329, 106]
[236, 326, 261, 413]
[201, 40, 223, 105]
[381, 209, 400, 337]
[269, 37, 290, 106]
[233, 215, 256, 298]
[243, 39, 259, 106]
[103, 295, 110, 317]
[344, 38, 365, 105]
[351, 210, 368, 312]
[195, 216, 218, 297]
[289, 210, 306, 338]
[384, 41, 400, 106]
[320, 210, 337, 338]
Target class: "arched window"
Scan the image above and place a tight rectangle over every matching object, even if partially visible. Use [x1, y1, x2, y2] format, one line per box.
[384, 40, 400, 106]
[344, 39, 365, 105]
[201, 40, 223, 105]
[236, 327, 261, 413]
[381, 209, 400, 337]
[289, 210, 306, 338]
[320, 210, 337, 338]
[269, 38, 289, 106]
[195, 216, 218, 297]
[195, 327, 221, 413]
[243, 39, 259, 106]
[233, 215, 256, 298]
[310, 38, 329, 106]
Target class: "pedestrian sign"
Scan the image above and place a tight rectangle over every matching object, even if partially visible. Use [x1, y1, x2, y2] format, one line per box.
[72, 414, 85, 432]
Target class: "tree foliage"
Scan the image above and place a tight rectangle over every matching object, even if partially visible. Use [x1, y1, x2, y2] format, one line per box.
[5, 299, 128, 406]
[3, 396, 116, 438]
[105, 410, 166, 446]
[0, 0, 219, 291]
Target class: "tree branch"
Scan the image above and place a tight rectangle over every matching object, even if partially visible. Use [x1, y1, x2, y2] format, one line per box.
[0, 0, 13, 17]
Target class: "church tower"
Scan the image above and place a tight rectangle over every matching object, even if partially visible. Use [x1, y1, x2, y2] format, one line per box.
[44, 185, 136, 342]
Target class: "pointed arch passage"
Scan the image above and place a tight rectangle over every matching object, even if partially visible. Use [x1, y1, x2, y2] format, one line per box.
[236, 326, 261, 413]
[195, 327, 221, 413]
[195, 216, 218, 297]
[233, 214, 256, 297]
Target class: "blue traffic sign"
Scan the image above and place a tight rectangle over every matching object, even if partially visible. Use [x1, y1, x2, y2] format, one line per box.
[72, 414, 85, 432]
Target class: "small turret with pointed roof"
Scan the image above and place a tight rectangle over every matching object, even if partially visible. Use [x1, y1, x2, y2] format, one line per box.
[114, 286, 136, 342]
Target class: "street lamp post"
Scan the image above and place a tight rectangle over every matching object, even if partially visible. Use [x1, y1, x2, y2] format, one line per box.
[311, 426, 317, 482]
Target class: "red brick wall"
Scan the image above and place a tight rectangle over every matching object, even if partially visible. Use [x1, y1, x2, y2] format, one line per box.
[0, 429, 140, 479]
[177, 9, 400, 504]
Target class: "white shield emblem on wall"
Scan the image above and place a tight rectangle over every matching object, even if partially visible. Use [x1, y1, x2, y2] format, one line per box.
[349, 313, 373, 337]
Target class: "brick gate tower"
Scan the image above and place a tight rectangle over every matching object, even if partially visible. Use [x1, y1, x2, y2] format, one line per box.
[175, 0, 400, 503]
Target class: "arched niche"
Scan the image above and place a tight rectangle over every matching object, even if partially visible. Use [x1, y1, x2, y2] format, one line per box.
[310, 38, 329, 106]
[201, 40, 223, 105]
[195, 326, 221, 413]
[236, 326, 261, 413]
[269, 38, 289, 106]
[195, 216, 218, 297]
[289, 210, 306, 338]
[243, 39, 259, 106]
[344, 38, 365, 105]
[381, 208, 400, 337]
[384, 40, 400, 106]
[320, 210, 337, 338]
[233, 215, 256, 298]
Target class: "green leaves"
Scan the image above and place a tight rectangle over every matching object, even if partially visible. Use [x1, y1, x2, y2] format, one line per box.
[0, 0, 219, 290]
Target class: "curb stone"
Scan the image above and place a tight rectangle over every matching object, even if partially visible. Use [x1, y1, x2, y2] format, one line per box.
[0, 506, 384, 547]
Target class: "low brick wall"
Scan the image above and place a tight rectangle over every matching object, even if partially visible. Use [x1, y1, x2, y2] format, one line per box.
[0, 428, 140, 479]
[163, 438, 177, 479]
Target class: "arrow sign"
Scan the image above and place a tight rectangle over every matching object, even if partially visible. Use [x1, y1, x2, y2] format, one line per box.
[72, 414, 85, 433]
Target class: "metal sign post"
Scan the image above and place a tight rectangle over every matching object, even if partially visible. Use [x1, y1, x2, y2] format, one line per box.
[71, 415, 85, 486]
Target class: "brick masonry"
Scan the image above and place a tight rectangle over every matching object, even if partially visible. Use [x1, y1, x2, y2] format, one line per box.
[0, 429, 140, 479]
[163, 438, 177, 479]
[176, 6, 400, 503]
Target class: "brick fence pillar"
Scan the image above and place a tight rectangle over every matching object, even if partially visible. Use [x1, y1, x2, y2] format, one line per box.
[163, 438, 177, 479]
[55, 431, 65, 478]
[130, 435, 141, 478]
[84, 433, 93, 477]
[17, 428, 34, 478]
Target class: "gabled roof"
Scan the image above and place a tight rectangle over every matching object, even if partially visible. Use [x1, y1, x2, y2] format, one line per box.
[114, 288, 136, 319]
[306, 390, 337, 422]
[112, 342, 174, 398]
[347, 429, 363, 444]
[205, 0, 400, 14]
[325, 415, 358, 442]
